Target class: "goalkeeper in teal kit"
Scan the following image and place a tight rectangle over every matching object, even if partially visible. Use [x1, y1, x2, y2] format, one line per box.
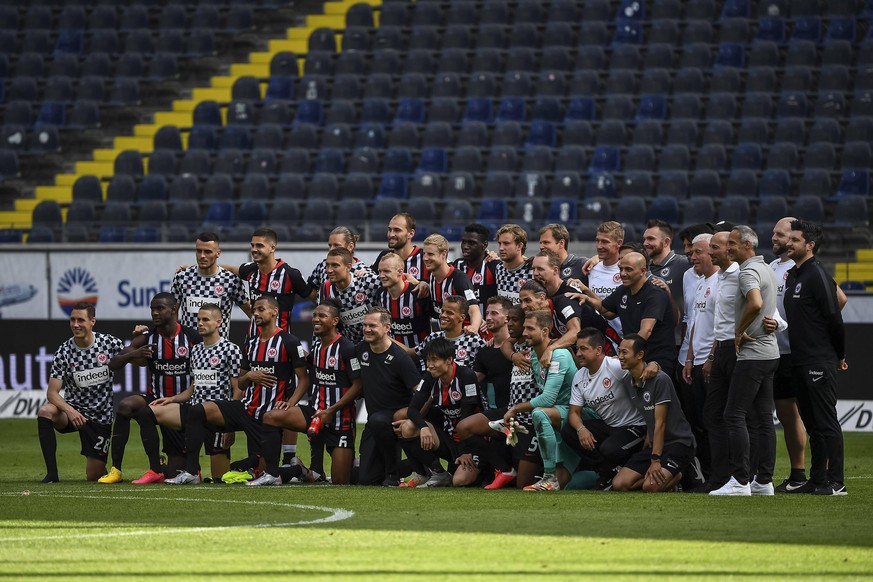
[501, 310, 577, 491]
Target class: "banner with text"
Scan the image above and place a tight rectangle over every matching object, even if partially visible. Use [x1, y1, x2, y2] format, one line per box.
[0, 253, 49, 319]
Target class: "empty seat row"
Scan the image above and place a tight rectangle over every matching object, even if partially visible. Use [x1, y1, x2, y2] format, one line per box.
[1, 100, 101, 129]
[0, 52, 178, 80]
[0, 77, 140, 106]
[0, 29, 219, 57]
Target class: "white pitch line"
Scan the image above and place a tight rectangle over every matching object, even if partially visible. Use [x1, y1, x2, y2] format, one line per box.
[0, 493, 353, 542]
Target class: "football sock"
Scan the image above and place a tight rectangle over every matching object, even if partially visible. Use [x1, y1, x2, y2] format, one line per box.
[229, 455, 260, 472]
[37, 417, 59, 482]
[110, 413, 132, 470]
[136, 406, 162, 473]
[282, 444, 296, 465]
[308, 439, 325, 474]
[263, 428, 283, 475]
[184, 405, 206, 475]
[790, 468, 807, 482]
[532, 409, 558, 474]
[465, 434, 512, 473]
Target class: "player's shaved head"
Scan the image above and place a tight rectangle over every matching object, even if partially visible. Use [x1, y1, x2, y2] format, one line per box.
[151, 292, 176, 307]
[379, 252, 404, 271]
[198, 303, 222, 319]
[622, 252, 647, 271]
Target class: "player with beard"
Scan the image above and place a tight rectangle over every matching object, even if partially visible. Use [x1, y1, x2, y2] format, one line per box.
[423, 233, 482, 334]
[494, 223, 534, 305]
[376, 252, 431, 349]
[452, 223, 499, 323]
[100, 293, 201, 484]
[538, 224, 587, 281]
[457, 305, 541, 489]
[371, 213, 429, 296]
[473, 296, 515, 408]
[167, 296, 308, 485]
[406, 295, 486, 373]
[37, 303, 125, 483]
[259, 300, 361, 485]
[393, 338, 484, 488]
[644, 219, 690, 327]
[132, 304, 242, 483]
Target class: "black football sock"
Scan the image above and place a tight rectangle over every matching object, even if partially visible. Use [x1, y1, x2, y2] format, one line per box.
[282, 444, 297, 465]
[184, 405, 207, 475]
[466, 435, 512, 473]
[262, 427, 282, 476]
[401, 438, 444, 474]
[136, 406, 162, 473]
[229, 455, 260, 472]
[38, 417, 59, 482]
[790, 468, 808, 482]
[308, 438, 325, 475]
[110, 413, 131, 470]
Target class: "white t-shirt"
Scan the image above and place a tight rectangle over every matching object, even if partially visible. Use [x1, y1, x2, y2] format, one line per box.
[770, 258, 794, 355]
[689, 270, 720, 366]
[678, 268, 702, 365]
[713, 262, 740, 342]
[589, 261, 623, 336]
[570, 357, 643, 427]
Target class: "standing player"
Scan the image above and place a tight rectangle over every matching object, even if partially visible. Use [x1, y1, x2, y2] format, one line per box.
[409, 295, 487, 372]
[494, 223, 533, 305]
[100, 293, 201, 484]
[612, 335, 697, 493]
[423, 233, 482, 333]
[538, 223, 587, 280]
[308, 226, 367, 291]
[376, 252, 431, 349]
[171, 232, 250, 340]
[319, 247, 382, 344]
[452, 223, 499, 317]
[394, 338, 484, 487]
[167, 296, 308, 485]
[37, 303, 125, 483]
[784, 220, 848, 496]
[561, 328, 646, 490]
[587, 221, 625, 337]
[504, 310, 578, 492]
[644, 219, 690, 322]
[134, 303, 242, 483]
[711, 226, 780, 497]
[356, 308, 424, 486]
[371, 213, 429, 294]
[260, 300, 361, 485]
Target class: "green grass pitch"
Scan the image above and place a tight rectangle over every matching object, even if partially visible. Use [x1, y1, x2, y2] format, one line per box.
[1, 419, 871, 580]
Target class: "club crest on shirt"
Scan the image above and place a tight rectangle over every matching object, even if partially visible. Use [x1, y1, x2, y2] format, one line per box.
[517, 278, 526, 288]
[457, 348, 468, 359]
[704, 287, 711, 298]
[97, 353, 108, 364]
[270, 280, 280, 291]
[362, 351, 369, 361]
[355, 292, 366, 303]
[472, 273, 483, 284]
[540, 369, 547, 381]
[176, 346, 188, 357]
[603, 377, 612, 389]
[401, 306, 412, 317]
[795, 283, 802, 293]
[210, 355, 220, 367]
[643, 392, 651, 403]
[408, 266, 419, 277]
[621, 295, 628, 305]
[450, 389, 462, 401]
[562, 267, 572, 277]
[328, 356, 337, 367]
[613, 273, 622, 283]
[784, 271, 789, 280]
[661, 267, 670, 277]
[214, 284, 225, 296]
[268, 347, 277, 358]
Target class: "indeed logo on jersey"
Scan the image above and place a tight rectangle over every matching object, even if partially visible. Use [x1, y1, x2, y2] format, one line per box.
[591, 286, 618, 296]
[586, 390, 615, 409]
[186, 296, 218, 312]
[192, 368, 218, 386]
[392, 320, 415, 335]
[511, 367, 532, 382]
[315, 369, 338, 385]
[73, 366, 111, 388]
[153, 360, 188, 376]
[341, 304, 368, 326]
[250, 364, 275, 374]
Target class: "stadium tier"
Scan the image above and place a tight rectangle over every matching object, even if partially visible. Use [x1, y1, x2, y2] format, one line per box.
[0, 0, 870, 257]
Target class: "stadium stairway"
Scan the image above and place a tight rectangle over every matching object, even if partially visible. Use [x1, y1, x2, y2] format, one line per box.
[0, 0, 370, 238]
[835, 248, 873, 291]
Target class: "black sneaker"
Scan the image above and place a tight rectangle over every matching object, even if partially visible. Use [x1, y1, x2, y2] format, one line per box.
[813, 482, 847, 496]
[782, 480, 816, 494]
[775, 478, 807, 493]
[686, 480, 722, 494]
[381, 475, 400, 487]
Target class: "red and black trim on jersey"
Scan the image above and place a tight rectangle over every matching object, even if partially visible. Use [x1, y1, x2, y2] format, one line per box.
[308, 334, 360, 431]
[453, 258, 499, 308]
[240, 329, 306, 421]
[378, 281, 431, 348]
[410, 364, 482, 440]
[146, 323, 202, 399]
[374, 246, 430, 283]
[240, 259, 312, 337]
[428, 265, 476, 318]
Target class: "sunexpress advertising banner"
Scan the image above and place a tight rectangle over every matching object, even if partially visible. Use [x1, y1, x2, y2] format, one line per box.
[0, 252, 48, 319]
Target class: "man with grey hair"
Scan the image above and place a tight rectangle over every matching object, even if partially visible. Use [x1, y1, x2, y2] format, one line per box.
[710, 226, 780, 496]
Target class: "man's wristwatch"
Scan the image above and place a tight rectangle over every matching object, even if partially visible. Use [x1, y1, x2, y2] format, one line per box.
[706, 353, 715, 362]
[650, 453, 661, 461]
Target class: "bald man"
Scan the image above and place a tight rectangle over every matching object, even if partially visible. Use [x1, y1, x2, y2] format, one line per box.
[581, 252, 677, 376]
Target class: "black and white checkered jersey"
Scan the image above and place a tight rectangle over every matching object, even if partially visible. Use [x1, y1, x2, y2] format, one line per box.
[308, 256, 368, 290]
[188, 338, 242, 406]
[49, 333, 125, 425]
[509, 343, 538, 424]
[415, 331, 486, 372]
[496, 261, 534, 304]
[171, 266, 248, 339]
[377, 281, 431, 349]
[319, 270, 382, 344]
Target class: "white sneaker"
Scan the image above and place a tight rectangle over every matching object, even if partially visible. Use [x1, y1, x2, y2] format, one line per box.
[751, 480, 775, 496]
[423, 471, 452, 487]
[709, 476, 751, 496]
[246, 472, 282, 487]
[165, 471, 200, 485]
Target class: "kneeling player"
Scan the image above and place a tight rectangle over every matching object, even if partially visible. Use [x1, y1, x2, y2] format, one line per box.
[166, 296, 308, 485]
[133, 304, 242, 483]
[260, 300, 361, 485]
[393, 338, 482, 487]
[37, 303, 124, 482]
[612, 335, 697, 493]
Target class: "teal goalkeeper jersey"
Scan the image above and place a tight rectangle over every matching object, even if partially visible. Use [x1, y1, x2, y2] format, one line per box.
[529, 348, 577, 409]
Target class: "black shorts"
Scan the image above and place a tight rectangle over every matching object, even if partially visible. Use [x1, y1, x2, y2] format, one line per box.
[214, 400, 270, 452]
[180, 403, 231, 456]
[59, 420, 112, 461]
[773, 354, 796, 400]
[624, 443, 696, 477]
[483, 407, 540, 463]
[300, 406, 355, 452]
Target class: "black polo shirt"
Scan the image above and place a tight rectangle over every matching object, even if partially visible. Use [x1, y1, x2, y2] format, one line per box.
[603, 280, 677, 370]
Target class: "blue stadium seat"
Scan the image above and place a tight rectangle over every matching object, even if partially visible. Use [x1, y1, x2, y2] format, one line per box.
[833, 197, 869, 227]
[589, 146, 621, 173]
[837, 170, 870, 197]
[384, 148, 414, 175]
[586, 174, 618, 200]
[547, 199, 578, 224]
[635, 94, 668, 121]
[684, 197, 715, 224]
[526, 121, 556, 147]
[792, 196, 825, 223]
[725, 170, 758, 198]
[463, 98, 493, 124]
[395, 98, 425, 124]
[314, 148, 345, 174]
[647, 197, 680, 224]
[719, 196, 750, 224]
[792, 16, 822, 43]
